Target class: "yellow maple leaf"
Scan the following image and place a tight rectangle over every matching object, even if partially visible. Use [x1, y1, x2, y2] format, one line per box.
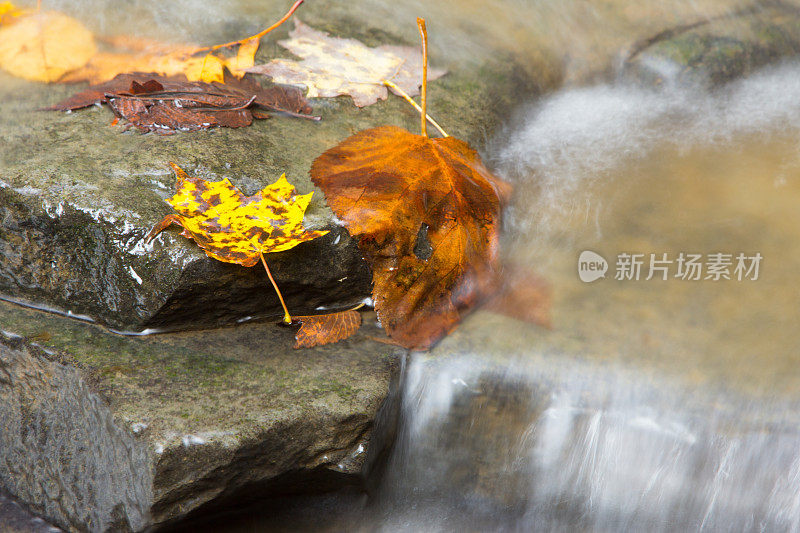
[0, 10, 96, 82]
[146, 163, 328, 267]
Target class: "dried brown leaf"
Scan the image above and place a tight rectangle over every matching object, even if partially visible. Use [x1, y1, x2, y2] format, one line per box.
[293, 310, 362, 349]
[49, 72, 314, 132]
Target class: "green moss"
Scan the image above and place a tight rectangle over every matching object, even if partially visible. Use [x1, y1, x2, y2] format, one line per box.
[627, 8, 800, 87]
[0, 299, 399, 441]
[311, 378, 363, 401]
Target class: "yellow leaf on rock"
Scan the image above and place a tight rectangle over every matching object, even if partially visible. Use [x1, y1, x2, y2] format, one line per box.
[60, 36, 256, 85]
[146, 163, 328, 267]
[0, 11, 96, 82]
[225, 37, 259, 77]
[185, 53, 225, 83]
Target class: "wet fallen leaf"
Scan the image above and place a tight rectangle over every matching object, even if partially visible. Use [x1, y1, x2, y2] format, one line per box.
[247, 20, 446, 107]
[484, 266, 552, 329]
[226, 37, 260, 77]
[58, 36, 243, 85]
[0, 0, 304, 84]
[0, 10, 96, 82]
[146, 163, 327, 266]
[293, 310, 362, 348]
[49, 72, 315, 132]
[311, 125, 511, 350]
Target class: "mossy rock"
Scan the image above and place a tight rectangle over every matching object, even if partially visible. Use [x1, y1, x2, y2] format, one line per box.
[624, 5, 800, 87]
[0, 1, 548, 332]
[0, 299, 402, 531]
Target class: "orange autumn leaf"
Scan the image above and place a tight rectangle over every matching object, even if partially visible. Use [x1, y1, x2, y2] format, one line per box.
[311, 126, 511, 350]
[0, 10, 96, 82]
[293, 310, 362, 349]
[146, 163, 327, 267]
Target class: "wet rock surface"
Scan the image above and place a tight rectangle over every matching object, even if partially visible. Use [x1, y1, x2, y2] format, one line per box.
[624, 3, 800, 87]
[0, 299, 402, 532]
[0, 490, 62, 532]
[0, 1, 542, 332]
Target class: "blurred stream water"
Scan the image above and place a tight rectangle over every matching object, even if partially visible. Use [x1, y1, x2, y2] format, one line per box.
[358, 61, 800, 532]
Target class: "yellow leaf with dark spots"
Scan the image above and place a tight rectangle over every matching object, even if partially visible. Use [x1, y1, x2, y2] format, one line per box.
[146, 163, 328, 267]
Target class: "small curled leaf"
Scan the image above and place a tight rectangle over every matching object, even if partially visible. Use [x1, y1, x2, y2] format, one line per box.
[293, 310, 362, 349]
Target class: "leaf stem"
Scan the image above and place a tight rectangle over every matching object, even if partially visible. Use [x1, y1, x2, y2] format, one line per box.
[381, 79, 448, 137]
[194, 0, 304, 54]
[417, 17, 428, 138]
[260, 252, 292, 324]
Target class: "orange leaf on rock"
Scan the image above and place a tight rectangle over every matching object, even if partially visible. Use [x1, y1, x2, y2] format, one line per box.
[311, 125, 511, 350]
[293, 310, 362, 349]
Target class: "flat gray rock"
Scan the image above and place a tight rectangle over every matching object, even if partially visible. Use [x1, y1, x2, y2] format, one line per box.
[0, 299, 402, 532]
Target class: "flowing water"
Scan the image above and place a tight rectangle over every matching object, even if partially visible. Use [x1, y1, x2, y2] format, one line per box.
[362, 62, 800, 531]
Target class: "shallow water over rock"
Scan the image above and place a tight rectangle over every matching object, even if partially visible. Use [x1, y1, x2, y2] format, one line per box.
[363, 61, 800, 531]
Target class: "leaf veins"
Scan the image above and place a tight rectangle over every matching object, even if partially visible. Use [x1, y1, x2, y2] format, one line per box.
[311, 125, 511, 349]
[49, 72, 315, 132]
[293, 310, 362, 349]
[146, 163, 328, 266]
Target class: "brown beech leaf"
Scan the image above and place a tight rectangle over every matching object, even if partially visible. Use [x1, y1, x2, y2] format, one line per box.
[311, 125, 512, 350]
[49, 72, 315, 132]
[483, 266, 552, 329]
[293, 310, 362, 349]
